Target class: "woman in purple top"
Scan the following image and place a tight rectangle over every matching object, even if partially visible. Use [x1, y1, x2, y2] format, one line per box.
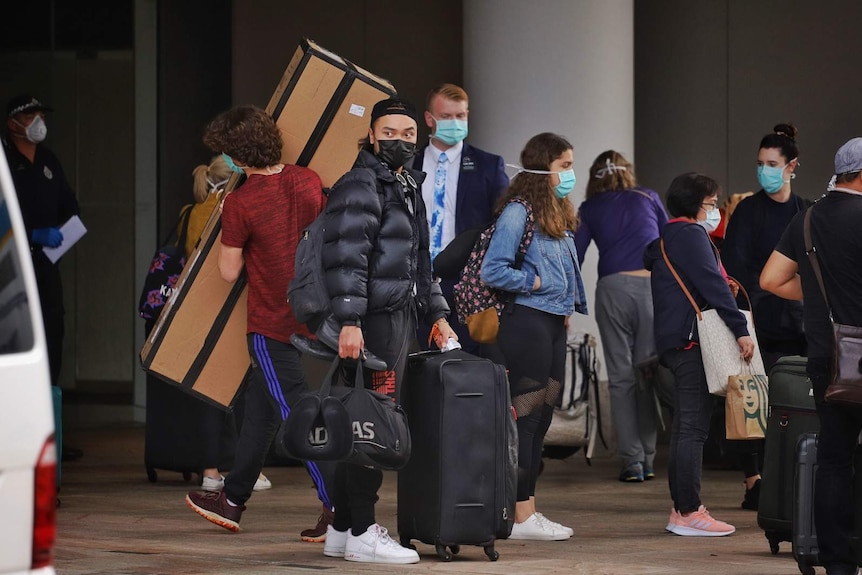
[574, 150, 668, 482]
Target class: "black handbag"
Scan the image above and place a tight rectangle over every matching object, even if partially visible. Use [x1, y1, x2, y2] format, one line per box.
[280, 356, 412, 470]
[138, 205, 192, 320]
[804, 205, 862, 406]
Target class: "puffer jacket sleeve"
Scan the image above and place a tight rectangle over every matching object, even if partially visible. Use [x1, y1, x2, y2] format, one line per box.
[321, 168, 381, 325]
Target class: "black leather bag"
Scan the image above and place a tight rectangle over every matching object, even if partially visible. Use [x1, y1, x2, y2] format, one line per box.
[279, 357, 354, 461]
[280, 357, 411, 470]
[803, 206, 862, 406]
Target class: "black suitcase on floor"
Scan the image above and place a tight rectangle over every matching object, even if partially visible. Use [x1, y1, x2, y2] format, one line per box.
[144, 374, 238, 482]
[398, 350, 517, 561]
[793, 433, 862, 575]
[757, 356, 819, 555]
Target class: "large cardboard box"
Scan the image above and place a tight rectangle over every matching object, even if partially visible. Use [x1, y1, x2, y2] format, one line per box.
[140, 39, 396, 409]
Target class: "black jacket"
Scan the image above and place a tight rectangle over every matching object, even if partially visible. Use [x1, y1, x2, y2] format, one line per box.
[644, 221, 749, 355]
[321, 148, 449, 326]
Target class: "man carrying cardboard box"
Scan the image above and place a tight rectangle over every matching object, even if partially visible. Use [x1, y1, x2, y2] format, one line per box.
[184, 105, 334, 541]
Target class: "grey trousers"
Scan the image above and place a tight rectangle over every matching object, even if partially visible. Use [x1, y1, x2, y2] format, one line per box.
[595, 273, 658, 470]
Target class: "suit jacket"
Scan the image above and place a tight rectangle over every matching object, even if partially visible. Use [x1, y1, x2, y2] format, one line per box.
[413, 142, 509, 236]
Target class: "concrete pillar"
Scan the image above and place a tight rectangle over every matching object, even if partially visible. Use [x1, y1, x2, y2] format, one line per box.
[463, 0, 635, 376]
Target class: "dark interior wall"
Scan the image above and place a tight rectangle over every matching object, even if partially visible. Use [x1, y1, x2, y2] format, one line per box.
[157, 0, 232, 237]
[635, 0, 862, 203]
[232, 0, 463, 142]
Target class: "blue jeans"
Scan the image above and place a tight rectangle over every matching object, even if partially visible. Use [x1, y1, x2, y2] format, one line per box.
[809, 357, 862, 574]
[661, 346, 712, 513]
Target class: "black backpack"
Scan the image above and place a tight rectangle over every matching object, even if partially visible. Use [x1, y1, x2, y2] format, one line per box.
[138, 205, 192, 321]
[287, 208, 331, 333]
[288, 171, 384, 333]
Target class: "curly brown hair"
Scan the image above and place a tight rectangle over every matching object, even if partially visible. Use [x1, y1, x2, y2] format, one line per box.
[202, 105, 282, 168]
[496, 132, 578, 238]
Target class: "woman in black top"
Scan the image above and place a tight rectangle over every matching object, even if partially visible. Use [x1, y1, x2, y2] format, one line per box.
[721, 123, 808, 511]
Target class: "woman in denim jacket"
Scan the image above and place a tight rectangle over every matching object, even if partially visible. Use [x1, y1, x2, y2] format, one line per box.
[481, 133, 587, 541]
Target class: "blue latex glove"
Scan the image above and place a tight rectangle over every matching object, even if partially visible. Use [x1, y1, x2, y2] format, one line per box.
[32, 227, 63, 248]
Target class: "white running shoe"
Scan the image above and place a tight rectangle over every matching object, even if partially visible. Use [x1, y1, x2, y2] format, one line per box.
[323, 525, 348, 557]
[535, 512, 574, 537]
[253, 474, 272, 491]
[201, 475, 225, 492]
[508, 513, 571, 541]
[344, 524, 420, 564]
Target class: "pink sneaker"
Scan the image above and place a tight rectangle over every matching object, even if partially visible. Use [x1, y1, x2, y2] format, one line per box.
[665, 508, 680, 532]
[668, 505, 735, 537]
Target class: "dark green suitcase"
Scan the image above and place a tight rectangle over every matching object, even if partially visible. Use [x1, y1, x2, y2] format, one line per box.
[757, 356, 819, 555]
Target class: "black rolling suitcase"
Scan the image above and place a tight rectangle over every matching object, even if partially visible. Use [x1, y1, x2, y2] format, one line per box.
[793, 433, 862, 575]
[398, 349, 517, 561]
[757, 356, 820, 555]
[144, 373, 238, 483]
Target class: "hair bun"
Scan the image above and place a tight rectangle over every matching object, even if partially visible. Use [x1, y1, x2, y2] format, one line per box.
[773, 123, 798, 142]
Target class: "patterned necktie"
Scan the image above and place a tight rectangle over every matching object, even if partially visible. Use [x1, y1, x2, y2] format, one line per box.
[430, 152, 448, 263]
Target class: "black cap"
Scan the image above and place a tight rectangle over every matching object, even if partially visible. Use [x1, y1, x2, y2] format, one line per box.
[6, 94, 53, 119]
[370, 97, 417, 126]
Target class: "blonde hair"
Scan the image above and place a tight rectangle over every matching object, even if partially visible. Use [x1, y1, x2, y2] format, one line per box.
[192, 155, 232, 203]
[426, 83, 469, 110]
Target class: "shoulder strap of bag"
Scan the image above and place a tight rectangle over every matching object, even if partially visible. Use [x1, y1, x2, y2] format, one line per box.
[176, 204, 193, 249]
[500, 197, 535, 314]
[660, 238, 754, 322]
[660, 238, 703, 321]
[803, 204, 833, 318]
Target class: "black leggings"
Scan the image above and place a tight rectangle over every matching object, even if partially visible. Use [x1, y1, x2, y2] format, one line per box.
[497, 304, 566, 502]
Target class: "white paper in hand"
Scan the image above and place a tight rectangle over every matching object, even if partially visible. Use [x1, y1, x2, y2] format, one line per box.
[43, 215, 87, 263]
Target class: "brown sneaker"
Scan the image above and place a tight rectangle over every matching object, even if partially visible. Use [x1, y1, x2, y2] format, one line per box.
[185, 490, 245, 532]
[300, 505, 334, 542]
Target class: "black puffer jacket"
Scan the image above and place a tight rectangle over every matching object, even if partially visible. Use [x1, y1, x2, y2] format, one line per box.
[321, 148, 449, 326]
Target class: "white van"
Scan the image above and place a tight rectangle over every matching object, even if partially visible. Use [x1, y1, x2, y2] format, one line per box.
[0, 148, 57, 574]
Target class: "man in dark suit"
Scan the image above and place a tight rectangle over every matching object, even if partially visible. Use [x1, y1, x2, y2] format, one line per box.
[413, 83, 508, 355]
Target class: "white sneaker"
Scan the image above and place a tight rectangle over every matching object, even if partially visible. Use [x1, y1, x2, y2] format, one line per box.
[253, 474, 272, 491]
[508, 513, 570, 541]
[201, 475, 225, 492]
[323, 525, 348, 557]
[344, 524, 420, 564]
[535, 512, 574, 537]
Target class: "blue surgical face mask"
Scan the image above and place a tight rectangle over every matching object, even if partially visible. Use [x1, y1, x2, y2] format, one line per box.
[757, 164, 787, 194]
[506, 163, 578, 199]
[222, 153, 245, 174]
[431, 117, 468, 146]
[698, 206, 722, 233]
[554, 169, 577, 199]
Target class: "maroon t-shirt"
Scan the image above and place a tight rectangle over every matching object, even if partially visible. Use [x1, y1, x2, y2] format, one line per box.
[221, 165, 325, 343]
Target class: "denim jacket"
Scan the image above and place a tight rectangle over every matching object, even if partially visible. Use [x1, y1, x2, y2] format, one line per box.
[481, 201, 588, 316]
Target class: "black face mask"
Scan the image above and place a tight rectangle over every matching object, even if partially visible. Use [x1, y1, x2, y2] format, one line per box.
[376, 139, 416, 171]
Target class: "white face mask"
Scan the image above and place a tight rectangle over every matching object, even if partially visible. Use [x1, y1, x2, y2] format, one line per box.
[698, 206, 722, 233]
[14, 115, 47, 143]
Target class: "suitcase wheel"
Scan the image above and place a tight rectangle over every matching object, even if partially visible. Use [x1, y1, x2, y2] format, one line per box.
[183, 471, 193, 482]
[764, 530, 781, 555]
[449, 545, 460, 555]
[484, 544, 499, 561]
[797, 564, 815, 575]
[146, 466, 157, 483]
[435, 543, 453, 562]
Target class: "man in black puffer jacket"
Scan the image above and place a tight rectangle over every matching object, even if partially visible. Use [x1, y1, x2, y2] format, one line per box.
[318, 97, 456, 565]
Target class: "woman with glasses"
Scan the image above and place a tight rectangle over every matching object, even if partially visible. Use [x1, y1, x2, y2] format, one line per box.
[643, 172, 755, 537]
[720, 124, 807, 511]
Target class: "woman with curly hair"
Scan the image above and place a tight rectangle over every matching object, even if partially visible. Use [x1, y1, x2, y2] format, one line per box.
[481, 132, 587, 541]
